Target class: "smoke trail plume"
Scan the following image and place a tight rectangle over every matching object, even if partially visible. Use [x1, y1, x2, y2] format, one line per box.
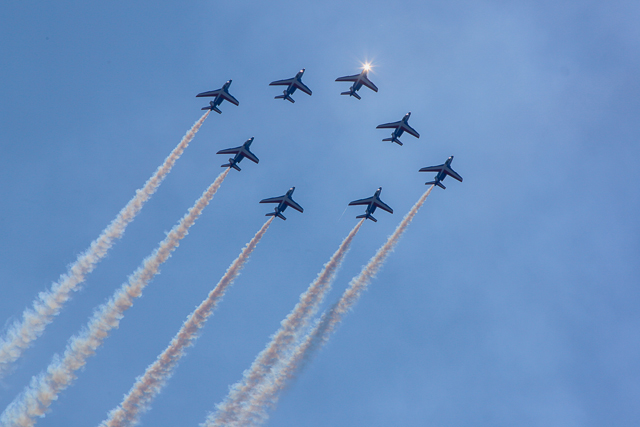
[239, 186, 434, 427]
[99, 217, 274, 427]
[0, 168, 229, 427]
[206, 219, 365, 427]
[0, 112, 210, 379]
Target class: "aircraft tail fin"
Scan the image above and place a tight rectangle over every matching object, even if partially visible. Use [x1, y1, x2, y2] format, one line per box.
[221, 160, 241, 171]
[275, 94, 295, 103]
[382, 137, 403, 146]
[425, 181, 446, 189]
[266, 212, 287, 220]
[356, 213, 377, 222]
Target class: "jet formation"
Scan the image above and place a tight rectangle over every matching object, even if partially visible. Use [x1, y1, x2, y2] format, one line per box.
[197, 66, 462, 222]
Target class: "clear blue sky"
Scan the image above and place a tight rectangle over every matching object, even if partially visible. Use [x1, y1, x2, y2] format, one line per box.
[1, 1, 639, 426]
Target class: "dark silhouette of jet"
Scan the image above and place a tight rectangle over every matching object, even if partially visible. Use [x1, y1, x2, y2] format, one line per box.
[196, 80, 239, 114]
[419, 156, 463, 189]
[335, 68, 378, 100]
[348, 187, 393, 222]
[376, 112, 420, 146]
[269, 69, 312, 103]
[216, 137, 259, 171]
[260, 187, 304, 220]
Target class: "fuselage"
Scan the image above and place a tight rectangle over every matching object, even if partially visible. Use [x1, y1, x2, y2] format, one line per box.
[366, 189, 383, 214]
[228, 152, 244, 169]
[436, 158, 454, 183]
[349, 70, 368, 93]
[392, 113, 411, 141]
[285, 70, 305, 96]
[275, 203, 288, 214]
[275, 188, 296, 214]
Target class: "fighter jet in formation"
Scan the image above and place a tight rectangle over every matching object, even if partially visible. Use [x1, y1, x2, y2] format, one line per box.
[260, 187, 304, 220]
[335, 68, 378, 100]
[419, 156, 463, 189]
[269, 69, 312, 103]
[376, 112, 420, 146]
[216, 137, 259, 171]
[348, 187, 393, 222]
[196, 80, 239, 114]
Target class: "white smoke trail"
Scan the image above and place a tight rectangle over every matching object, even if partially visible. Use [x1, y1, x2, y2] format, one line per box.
[205, 219, 366, 427]
[239, 186, 434, 427]
[0, 112, 210, 379]
[0, 168, 229, 427]
[98, 217, 274, 427]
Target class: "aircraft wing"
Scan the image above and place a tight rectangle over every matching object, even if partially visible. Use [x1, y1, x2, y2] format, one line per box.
[269, 78, 294, 86]
[260, 195, 285, 204]
[401, 123, 420, 138]
[419, 164, 445, 173]
[242, 149, 259, 164]
[216, 146, 242, 155]
[335, 74, 360, 83]
[361, 75, 378, 92]
[376, 121, 402, 130]
[221, 92, 239, 106]
[348, 196, 374, 206]
[293, 80, 312, 95]
[196, 89, 222, 98]
[446, 168, 463, 182]
[374, 199, 393, 214]
[285, 198, 304, 213]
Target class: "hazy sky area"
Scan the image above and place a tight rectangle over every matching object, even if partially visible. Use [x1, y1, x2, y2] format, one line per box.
[1, 1, 639, 426]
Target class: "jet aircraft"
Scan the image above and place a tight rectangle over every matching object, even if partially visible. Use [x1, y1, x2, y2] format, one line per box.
[376, 112, 420, 146]
[269, 69, 312, 103]
[348, 187, 393, 222]
[260, 187, 304, 220]
[196, 80, 239, 114]
[419, 156, 463, 189]
[216, 137, 259, 171]
[335, 68, 378, 100]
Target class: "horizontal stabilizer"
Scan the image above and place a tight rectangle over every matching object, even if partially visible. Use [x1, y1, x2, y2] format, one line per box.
[202, 105, 222, 114]
[341, 91, 361, 100]
[274, 94, 295, 103]
[425, 181, 446, 189]
[356, 213, 377, 222]
[382, 137, 402, 146]
[266, 212, 287, 220]
[222, 162, 241, 171]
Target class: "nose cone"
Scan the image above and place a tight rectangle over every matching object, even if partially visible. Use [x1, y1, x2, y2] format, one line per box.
[290, 187, 295, 191]
[301, 68, 305, 72]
